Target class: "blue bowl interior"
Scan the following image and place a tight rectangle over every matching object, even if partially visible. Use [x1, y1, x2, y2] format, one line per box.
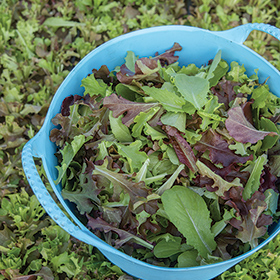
[34, 26, 280, 280]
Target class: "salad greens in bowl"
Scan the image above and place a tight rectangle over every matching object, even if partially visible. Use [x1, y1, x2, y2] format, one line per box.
[22, 24, 280, 280]
[51, 42, 280, 267]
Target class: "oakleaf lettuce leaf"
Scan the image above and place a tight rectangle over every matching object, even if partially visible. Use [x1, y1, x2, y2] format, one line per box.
[196, 160, 243, 197]
[194, 129, 253, 167]
[161, 186, 216, 258]
[81, 74, 108, 97]
[103, 93, 157, 126]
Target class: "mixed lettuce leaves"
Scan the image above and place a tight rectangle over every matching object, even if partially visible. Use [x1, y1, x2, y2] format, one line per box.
[50, 43, 280, 267]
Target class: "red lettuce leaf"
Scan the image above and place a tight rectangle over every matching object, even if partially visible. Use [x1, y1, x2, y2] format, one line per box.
[87, 215, 153, 249]
[103, 93, 157, 127]
[116, 43, 182, 84]
[116, 57, 161, 84]
[91, 65, 113, 85]
[164, 126, 198, 173]
[61, 94, 82, 116]
[153, 42, 182, 65]
[194, 158, 250, 186]
[225, 106, 278, 144]
[225, 187, 273, 246]
[211, 79, 242, 109]
[194, 129, 253, 167]
[259, 165, 278, 193]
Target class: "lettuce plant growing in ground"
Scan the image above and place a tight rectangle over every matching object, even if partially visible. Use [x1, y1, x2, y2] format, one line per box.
[50, 43, 280, 268]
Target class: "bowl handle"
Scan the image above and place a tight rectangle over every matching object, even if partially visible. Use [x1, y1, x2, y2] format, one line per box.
[213, 23, 280, 44]
[21, 138, 112, 252]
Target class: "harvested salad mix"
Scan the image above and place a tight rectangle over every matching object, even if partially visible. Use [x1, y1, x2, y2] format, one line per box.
[50, 43, 280, 268]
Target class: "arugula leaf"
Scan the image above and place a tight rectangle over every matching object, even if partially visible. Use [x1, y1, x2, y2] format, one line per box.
[161, 186, 216, 258]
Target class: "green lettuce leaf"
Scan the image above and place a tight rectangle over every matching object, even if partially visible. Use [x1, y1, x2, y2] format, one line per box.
[174, 74, 209, 110]
[161, 185, 216, 258]
[55, 135, 89, 185]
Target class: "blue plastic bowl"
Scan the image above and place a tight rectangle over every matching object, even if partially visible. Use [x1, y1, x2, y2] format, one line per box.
[22, 23, 280, 280]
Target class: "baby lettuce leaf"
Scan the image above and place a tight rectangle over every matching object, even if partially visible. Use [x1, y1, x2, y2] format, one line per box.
[116, 57, 161, 84]
[116, 140, 148, 172]
[143, 86, 188, 113]
[161, 112, 187, 133]
[236, 197, 270, 248]
[196, 160, 243, 197]
[243, 154, 267, 200]
[206, 50, 229, 87]
[61, 165, 100, 215]
[103, 93, 157, 126]
[132, 107, 160, 137]
[92, 159, 150, 204]
[153, 42, 183, 65]
[55, 135, 89, 185]
[164, 126, 198, 173]
[125, 51, 139, 72]
[153, 236, 187, 258]
[87, 216, 153, 249]
[177, 250, 199, 267]
[225, 106, 278, 144]
[194, 129, 253, 167]
[108, 111, 133, 142]
[156, 164, 185, 195]
[81, 74, 108, 97]
[161, 185, 216, 258]
[174, 74, 209, 110]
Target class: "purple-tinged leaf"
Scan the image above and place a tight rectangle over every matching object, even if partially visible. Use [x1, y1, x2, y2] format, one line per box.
[91, 158, 151, 204]
[225, 106, 278, 144]
[61, 94, 82, 116]
[153, 42, 182, 65]
[87, 215, 153, 249]
[164, 126, 198, 173]
[103, 93, 157, 127]
[194, 129, 253, 167]
[211, 79, 241, 109]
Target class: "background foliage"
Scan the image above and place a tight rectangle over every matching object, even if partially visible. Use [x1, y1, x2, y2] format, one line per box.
[0, 0, 280, 279]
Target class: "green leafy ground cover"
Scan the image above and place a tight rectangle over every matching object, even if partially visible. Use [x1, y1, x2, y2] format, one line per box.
[0, 0, 280, 279]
